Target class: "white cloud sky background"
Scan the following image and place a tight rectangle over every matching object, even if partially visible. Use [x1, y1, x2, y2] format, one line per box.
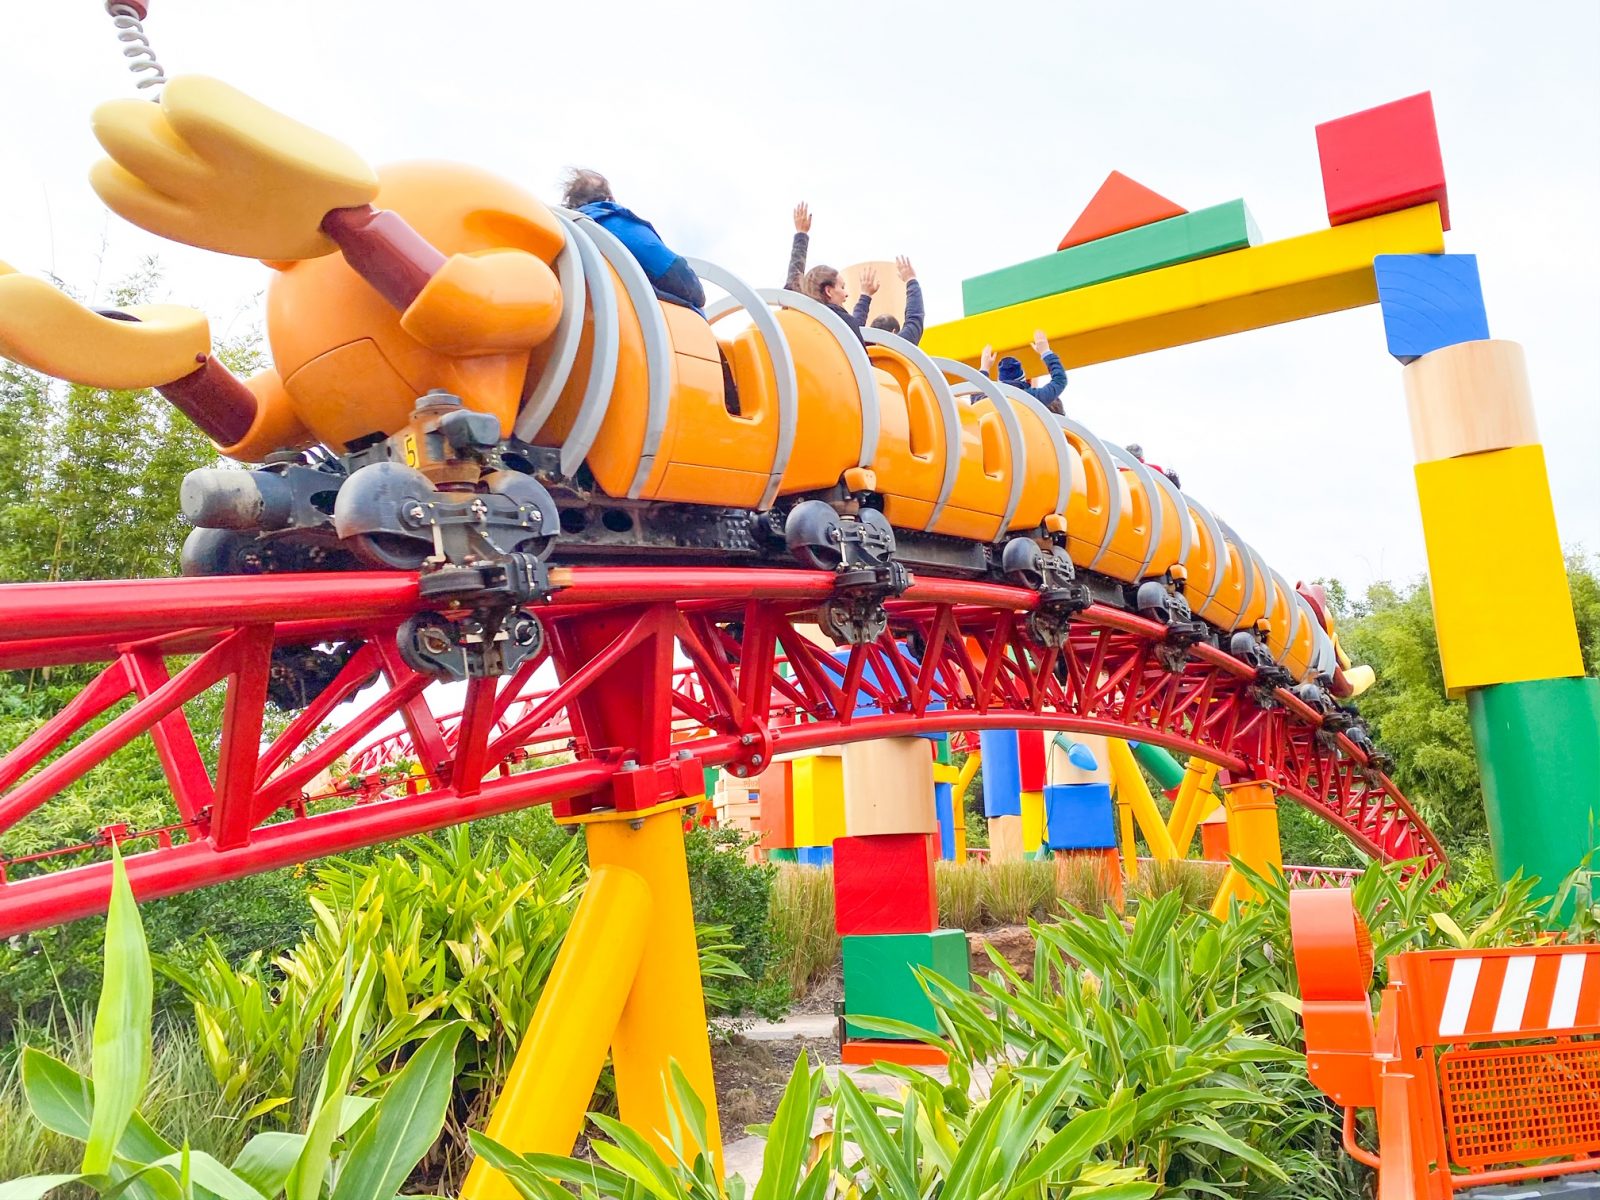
[2, 0, 1596, 597]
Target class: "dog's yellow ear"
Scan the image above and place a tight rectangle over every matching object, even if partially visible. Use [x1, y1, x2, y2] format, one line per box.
[0, 263, 209, 389]
[90, 75, 378, 261]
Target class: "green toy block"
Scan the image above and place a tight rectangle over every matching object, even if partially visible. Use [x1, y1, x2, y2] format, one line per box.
[961, 199, 1261, 317]
[934, 736, 951, 766]
[767, 847, 798, 863]
[1469, 676, 1600, 899]
[842, 930, 970, 1038]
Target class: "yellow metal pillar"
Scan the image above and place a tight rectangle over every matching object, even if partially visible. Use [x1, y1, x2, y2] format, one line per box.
[586, 805, 723, 1173]
[1167, 757, 1222, 853]
[463, 865, 651, 1200]
[1209, 782, 1283, 917]
[1107, 739, 1179, 860]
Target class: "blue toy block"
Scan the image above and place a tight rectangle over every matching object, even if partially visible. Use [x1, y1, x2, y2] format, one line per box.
[1373, 254, 1489, 363]
[979, 730, 1022, 817]
[934, 781, 956, 860]
[1044, 782, 1117, 850]
[795, 845, 834, 868]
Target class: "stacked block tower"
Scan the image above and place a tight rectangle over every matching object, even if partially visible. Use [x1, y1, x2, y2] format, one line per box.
[1322, 94, 1600, 889]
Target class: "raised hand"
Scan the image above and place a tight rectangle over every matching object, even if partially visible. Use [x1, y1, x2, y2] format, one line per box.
[793, 201, 812, 233]
[895, 256, 916, 282]
[1031, 330, 1051, 357]
[980, 345, 996, 375]
[90, 75, 380, 261]
[859, 265, 880, 296]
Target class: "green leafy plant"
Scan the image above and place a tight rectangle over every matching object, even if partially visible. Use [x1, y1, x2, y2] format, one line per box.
[470, 1051, 1157, 1199]
[1, 844, 461, 1200]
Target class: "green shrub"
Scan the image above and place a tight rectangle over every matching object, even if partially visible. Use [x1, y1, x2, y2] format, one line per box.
[683, 825, 787, 1018]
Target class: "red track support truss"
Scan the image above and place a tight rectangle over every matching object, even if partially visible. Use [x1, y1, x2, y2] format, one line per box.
[0, 568, 1444, 935]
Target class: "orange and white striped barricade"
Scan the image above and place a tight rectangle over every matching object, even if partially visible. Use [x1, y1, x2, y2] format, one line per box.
[1290, 888, 1600, 1198]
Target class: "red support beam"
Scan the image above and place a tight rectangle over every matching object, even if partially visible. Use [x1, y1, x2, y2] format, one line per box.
[0, 568, 1446, 934]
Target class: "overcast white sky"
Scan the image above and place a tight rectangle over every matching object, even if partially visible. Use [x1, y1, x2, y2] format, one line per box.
[3, 0, 1596, 596]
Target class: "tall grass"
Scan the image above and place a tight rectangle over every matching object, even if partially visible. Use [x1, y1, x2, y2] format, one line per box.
[0, 1010, 255, 1182]
[1128, 856, 1226, 909]
[768, 866, 838, 996]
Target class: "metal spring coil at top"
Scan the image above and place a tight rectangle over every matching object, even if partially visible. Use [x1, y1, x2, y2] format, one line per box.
[106, 2, 167, 93]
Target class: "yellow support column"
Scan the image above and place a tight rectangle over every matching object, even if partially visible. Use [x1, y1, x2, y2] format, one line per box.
[586, 804, 723, 1173]
[463, 865, 651, 1200]
[1209, 782, 1283, 918]
[1107, 739, 1179, 860]
[1168, 758, 1222, 854]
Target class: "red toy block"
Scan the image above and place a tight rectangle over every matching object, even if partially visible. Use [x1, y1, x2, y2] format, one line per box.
[1018, 730, 1046, 792]
[832, 833, 937, 936]
[1058, 171, 1187, 250]
[1315, 92, 1450, 231]
[841, 1038, 949, 1067]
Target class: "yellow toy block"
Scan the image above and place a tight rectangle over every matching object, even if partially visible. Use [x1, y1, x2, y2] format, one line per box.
[1021, 789, 1045, 853]
[1402, 339, 1538, 462]
[843, 738, 937, 836]
[921, 203, 1445, 371]
[1414, 445, 1583, 696]
[789, 754, 847, 847]
[988, 814, 1024, 861]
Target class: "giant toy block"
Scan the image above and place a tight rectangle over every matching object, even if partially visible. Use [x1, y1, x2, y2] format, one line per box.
[832, 833, 939, 936]
[1401, 338, 1538, 461]
[979, 730, 1023, 816]
[1413, 445, 1583, 696]
[1058, 170, 1187, 250]
[988, 813, 1024, 861]
[842, 929, 970, 1039]
[1373, 253, 1489, 362]
[1018, 730, 1046, 792]
[1044, 782, 1118, 851]
[1047, 733, 1111, 786]
[789, 754, 846, 848]
[921, 203, 1446, 371]
[1020, 789, 1045, 854]
[1315, 91, 1450, 229]
[842, 737, 937, 836]
[964, 200, 1260, 316]
[1469, 677, 1600, 893]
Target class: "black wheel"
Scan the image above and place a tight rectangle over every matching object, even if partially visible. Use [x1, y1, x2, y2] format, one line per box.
[346, 531, 432, 570]
[785, 501, 844, 571]
[1001, 537, 1047, 589]
[181, 527, 268, 576]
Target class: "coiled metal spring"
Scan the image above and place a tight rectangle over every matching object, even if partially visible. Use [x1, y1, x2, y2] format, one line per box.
[106, 2, 166, 93]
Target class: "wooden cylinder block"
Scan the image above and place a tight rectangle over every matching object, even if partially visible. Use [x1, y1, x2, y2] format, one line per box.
[1402, 339, 1537, 461]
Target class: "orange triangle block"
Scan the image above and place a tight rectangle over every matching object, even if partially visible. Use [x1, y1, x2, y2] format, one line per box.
[1058, 171, 1188, 251]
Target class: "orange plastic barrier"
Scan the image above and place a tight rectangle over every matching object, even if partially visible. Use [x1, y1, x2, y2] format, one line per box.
[1290, 888, 1600, 1197]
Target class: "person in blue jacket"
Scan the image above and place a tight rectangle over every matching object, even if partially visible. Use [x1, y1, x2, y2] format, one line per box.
[562, 169, 706, 315]
[980, 330, 1069, 415]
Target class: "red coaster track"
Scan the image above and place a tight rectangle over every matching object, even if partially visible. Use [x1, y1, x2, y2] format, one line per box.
[0, 567, 1443, 936]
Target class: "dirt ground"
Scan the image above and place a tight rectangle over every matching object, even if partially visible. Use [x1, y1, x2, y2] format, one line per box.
[712, 1034, 840, 1132]
[967, 925, 1037, 980]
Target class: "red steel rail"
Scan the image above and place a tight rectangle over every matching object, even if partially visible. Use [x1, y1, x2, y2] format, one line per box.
[0, 568, 1443, 935]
